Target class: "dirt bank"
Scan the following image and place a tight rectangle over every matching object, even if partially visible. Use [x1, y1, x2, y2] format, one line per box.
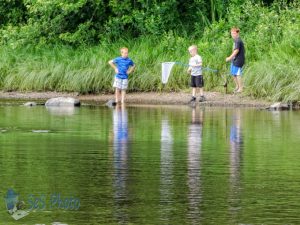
[0, 91, 271, 108]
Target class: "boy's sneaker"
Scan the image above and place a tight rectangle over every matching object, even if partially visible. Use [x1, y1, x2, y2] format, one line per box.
[199, 95, 206, 102]
[189, 96, 196, 103]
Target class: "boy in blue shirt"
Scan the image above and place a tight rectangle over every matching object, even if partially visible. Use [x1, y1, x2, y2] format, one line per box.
[109, 47, 135, 104]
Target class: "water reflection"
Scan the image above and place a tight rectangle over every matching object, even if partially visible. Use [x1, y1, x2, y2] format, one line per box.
[46, 106, 76, 116]
[229, 109, 244, 220]
[112, 104, 129, 223]
[187, 108, 203, 223]
[160, 117, 174, 221]
[2, 104, 300, 224]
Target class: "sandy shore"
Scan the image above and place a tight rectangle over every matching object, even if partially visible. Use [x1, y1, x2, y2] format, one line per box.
[0, 91, 271, 108]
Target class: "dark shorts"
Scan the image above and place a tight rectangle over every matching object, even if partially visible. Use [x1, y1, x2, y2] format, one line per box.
[190, 75, 204, 88]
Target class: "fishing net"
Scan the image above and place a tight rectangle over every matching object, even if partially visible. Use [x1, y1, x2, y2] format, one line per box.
[161, 62, 176, 84]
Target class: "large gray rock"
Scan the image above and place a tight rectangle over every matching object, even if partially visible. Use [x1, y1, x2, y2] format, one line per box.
[45, 97, 80, 107]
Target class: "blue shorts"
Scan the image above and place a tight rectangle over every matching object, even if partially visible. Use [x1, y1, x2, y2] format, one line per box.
[230, 64, 242, 76]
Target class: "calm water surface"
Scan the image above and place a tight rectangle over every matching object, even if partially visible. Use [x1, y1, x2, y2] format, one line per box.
[0, 104, 300, 225]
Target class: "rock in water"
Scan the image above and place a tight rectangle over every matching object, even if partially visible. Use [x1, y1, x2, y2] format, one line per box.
[45, 97, 80, 107]
[24, 102, 37, 107]
[105, 99, 117, 108]
[268, 102, 289, 110]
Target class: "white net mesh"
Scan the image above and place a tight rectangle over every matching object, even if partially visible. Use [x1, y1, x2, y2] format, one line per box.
[161, 62, 176, 84]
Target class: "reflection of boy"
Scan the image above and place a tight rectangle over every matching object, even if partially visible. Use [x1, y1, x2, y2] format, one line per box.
[187, 108, 203, 221]
[109, 47, 135, 104]
[116, 106, 128, 142]
[188, 108, 203, 148]
[113, 104, 129, 206]
[230, 124, 242, 144]
[226, 27, 245, 93]
[187, 45, 205, 103]
[113, 104, 128, 147]
[230, 114, 243, 147]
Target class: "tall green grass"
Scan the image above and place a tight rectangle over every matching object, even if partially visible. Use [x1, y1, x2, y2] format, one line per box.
[244, 24, 300, 102]
[0, 35, 226, 94]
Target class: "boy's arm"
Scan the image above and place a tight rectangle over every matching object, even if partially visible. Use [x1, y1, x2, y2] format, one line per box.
[127, 64, 135, 74]
[108, 60, 118, 74]
[187, 60, 193, 74]
[226, 49, 239, 62]
[187, 60, 192, 73]
[192, 61, 202, 67]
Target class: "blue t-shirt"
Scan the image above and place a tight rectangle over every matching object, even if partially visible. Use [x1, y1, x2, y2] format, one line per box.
[113, 57, 134, 79]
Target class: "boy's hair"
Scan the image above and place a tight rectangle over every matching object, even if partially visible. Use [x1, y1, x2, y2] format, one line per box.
[120, 47, 128, 52]
[231, 27, 240, 33]
[188, 45, 197, 51]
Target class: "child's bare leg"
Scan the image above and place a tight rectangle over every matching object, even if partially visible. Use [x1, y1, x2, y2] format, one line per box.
[199, 87, 204, 96]
[115, 88, 120, 103]
[115, 88, 118, 102]
[237, 76, 243, 92]
[121, 90, 126, 104]
[121, 102, 126, 110]
[192, 87, 197, 97]
[233, 76, 239, 91]
[199, 87, 206, 101]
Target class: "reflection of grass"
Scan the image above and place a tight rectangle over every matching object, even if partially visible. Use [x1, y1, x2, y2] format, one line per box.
[0, 37, 226, 94]
[0, 99, 45, 105]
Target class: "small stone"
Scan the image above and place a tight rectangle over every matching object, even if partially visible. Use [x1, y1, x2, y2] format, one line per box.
[105, 99, 117, 108]
[24, 102, 37, 107]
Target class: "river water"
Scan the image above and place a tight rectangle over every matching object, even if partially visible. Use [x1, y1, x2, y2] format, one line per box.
[0, 105, 300, 225]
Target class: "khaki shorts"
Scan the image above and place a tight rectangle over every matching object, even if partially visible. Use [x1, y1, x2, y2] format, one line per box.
[113, 78, 128, 90]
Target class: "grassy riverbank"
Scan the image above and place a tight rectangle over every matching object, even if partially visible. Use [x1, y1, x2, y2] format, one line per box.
[0, 1, 299, 102]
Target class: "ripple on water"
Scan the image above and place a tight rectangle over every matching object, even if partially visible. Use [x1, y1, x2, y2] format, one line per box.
[32, 130, 51, 133]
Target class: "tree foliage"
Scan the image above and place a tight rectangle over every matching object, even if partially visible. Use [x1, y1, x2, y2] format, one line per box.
[0, 0, 283, 45]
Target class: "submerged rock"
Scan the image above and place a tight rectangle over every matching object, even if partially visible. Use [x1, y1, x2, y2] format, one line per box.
[268, 102, 289, 110]
[24, 102, 37, 107]
[105, 99, 117, 108]
[45, 97, 80, 107]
